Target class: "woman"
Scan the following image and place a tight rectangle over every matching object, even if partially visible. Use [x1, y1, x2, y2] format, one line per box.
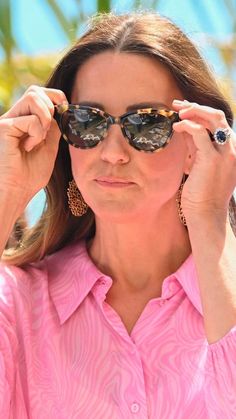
[0, 11, 236, 418]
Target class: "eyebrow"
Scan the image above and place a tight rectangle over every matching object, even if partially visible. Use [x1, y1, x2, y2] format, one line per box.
[77, 101, 169, 111]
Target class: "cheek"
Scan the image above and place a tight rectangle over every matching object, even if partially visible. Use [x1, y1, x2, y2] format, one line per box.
[69, 147, 89, 180]
[160, 134, 188, 174]
[144, 147, 183, 178]
[143, 140, 187, 194]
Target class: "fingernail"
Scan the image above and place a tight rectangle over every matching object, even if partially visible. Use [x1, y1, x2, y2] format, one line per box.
[173, 99, 184, 104]
[61, 100, 69, 107]
[173, 99, 190, 104]
[25, 144, 33, 152]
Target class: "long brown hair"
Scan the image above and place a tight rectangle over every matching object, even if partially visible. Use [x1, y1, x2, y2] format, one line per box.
[2, 11, 235, 267]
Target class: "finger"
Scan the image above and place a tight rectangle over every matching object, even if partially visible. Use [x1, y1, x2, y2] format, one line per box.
[5, 115, 46, 151]
[173, 99, 222, 115]
[25, 86, 68, 115]
[3, 86, 68, 125]
[177, 116, 235, 154]
[43, 118, 61, 157]
[22, 117, 61, 153]
[26, 88, 55, 117]
[173, 119, 218, 155]
[25, 86, 68, 107]
[172, 100, 236, 153]
[23, 119, 61, 155]
[3, 94, 53, 135]
[172, 100, 228, 131]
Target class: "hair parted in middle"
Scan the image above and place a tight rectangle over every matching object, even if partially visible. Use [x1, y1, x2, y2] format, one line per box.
[2, 11, 235, 267]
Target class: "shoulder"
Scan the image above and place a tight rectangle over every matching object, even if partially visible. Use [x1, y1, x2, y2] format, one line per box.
[0, 240, 87, 314]
[0, 258, 46, 326]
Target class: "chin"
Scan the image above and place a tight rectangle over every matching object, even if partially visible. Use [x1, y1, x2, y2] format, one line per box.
[90, 202, 142, 223]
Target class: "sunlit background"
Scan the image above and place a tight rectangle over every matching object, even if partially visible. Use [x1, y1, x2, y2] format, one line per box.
[1, 0, 236, 227]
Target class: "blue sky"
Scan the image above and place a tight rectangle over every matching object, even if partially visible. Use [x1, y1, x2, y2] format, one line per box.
[7, 0, 236, 225]
[11, 0, 234, 58]
[9, 0, 236, 86]
[11, 0, 235, 53]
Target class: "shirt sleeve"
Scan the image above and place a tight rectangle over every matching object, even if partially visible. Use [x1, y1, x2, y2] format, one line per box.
[0, 312, 18, 417]
[206, 325, 236, 418]
[0, 264, 25, 418]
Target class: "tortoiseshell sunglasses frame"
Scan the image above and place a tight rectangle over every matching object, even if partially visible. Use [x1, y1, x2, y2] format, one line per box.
[53, 103, 180, 153]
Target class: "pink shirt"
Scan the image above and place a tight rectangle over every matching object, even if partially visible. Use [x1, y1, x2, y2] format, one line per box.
[0, 240, 236, 418]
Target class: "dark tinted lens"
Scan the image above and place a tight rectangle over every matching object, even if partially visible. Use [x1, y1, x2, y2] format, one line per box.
[123, 112, 175, 152]
[61, 108, 107, 148]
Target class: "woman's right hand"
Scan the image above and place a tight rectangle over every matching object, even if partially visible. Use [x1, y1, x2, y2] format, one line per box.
[0, 85, 67, 212]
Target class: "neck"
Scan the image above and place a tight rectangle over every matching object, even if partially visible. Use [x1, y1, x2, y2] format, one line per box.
[87, 203, 192, 293]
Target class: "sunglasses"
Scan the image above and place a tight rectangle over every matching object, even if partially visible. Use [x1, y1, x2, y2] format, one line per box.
[53, 104, 180, 153]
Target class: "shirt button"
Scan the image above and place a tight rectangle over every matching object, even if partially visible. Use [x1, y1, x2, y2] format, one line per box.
[130, 402, 140, 413]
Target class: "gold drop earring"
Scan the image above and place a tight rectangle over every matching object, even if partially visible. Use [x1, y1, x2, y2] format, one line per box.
[176, 173, 187, 227]
[67, 179, 88, 217]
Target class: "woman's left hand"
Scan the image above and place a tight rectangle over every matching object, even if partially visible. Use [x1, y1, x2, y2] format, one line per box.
[172, 99, 236, 219]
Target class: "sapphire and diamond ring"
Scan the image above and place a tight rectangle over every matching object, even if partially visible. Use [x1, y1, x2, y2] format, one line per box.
[213, 128, 231, 145]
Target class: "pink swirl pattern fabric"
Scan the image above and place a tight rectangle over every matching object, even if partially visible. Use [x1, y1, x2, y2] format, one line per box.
[0, 240, 236, 418]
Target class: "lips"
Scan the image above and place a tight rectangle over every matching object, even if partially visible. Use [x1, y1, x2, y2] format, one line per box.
[95, 176, 135, 184]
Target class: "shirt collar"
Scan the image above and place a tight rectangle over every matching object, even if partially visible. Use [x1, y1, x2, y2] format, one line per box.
[46, 240, 105, 324]
[46, 240, 203, 325]
[174, 253, 203, 316]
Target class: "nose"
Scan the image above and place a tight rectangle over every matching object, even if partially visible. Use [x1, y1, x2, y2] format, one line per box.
[99, 123, 130, 165]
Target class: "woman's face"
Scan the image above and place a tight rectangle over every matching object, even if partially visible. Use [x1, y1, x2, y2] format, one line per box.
[69, 51, 191, 222]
